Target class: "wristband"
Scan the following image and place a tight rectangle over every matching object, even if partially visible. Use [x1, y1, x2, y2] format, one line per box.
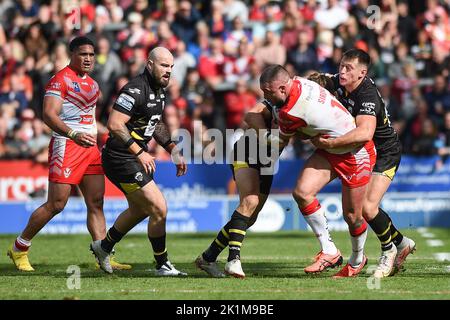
[160, 139, 173, 149]
[67, 129, 78, 140]
[136, 148, 145, 156]
[124, 138, 135, 148]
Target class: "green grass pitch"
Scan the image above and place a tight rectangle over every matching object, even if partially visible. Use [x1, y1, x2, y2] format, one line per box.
[0, 229, 449, 300]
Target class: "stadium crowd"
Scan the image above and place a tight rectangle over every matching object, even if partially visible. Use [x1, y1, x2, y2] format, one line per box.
[0, 0, 449, 163]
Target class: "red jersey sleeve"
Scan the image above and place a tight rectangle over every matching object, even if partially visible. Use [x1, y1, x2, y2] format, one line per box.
[45, 73, 67, 100]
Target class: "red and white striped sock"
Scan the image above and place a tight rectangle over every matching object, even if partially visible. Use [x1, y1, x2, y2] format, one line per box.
[13, 236, 31, 252]
[348, 222, 368, 267]
[301, 199, 338, 255]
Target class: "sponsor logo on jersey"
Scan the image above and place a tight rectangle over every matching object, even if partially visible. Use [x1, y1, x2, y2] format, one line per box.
[64, 168, 71, 178]
[116, 93, 135, 111]
[128, 88, 141, 94]
[49, 82, 61, 90]
[73, 82, 80, 92]
[147, 102, 157, 108]
[149, 94, 155, 100]
[362, 102, 376, 115]
[160, 94, 165, 98]
[348, 99, 355, 106]
[135, 172, 143, 182]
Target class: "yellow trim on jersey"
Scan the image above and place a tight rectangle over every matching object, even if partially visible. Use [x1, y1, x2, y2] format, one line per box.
[131, 131, 144, 140]
[376, 222, 392, 237]
[391, 231, 399, 239]
[214, 239, 226, 248]
[383, 166, 397, 180]
[229, 229, 246, 235]
[229, 241, 242, 246]
[221, 228, 229, 239]
[119, 182, 141, 194]
[154, 248, 167, 256]
[232, 161, 249, 172]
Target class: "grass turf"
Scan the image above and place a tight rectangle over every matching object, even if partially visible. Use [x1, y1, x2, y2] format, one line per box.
[0, 229, 449, 300]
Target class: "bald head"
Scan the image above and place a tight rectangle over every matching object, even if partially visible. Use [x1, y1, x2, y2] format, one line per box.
[147, 47, 174, 88]
[260, 64, 292, 107]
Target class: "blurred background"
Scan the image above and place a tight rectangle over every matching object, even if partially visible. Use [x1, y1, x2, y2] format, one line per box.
[0, 0, 449, 234]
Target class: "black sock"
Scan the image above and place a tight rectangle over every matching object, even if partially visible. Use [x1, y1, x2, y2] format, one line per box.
[368, 211, 393, 251]
[202, 221, 232, 262]
[379, 208, 404, 246]
[149, 234, 168, 267]
[101, 226, 125, 253]
[227, 210, 250, 262]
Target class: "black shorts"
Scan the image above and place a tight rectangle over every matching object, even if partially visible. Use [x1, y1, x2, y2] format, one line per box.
[373, 145, 402, 180]
[230, 162, 274, 195]
[102, 149, 153, 194]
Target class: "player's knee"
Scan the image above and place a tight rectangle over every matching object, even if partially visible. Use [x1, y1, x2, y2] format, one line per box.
[87, 196, 104, 212]
[292, 188, 312, 206]
[241, 195, 259, 214]
[46, 200, 67, 216]
[362, 201, 378, 220]
[147, 202, 167, 220]
[343, 212, 362, 228]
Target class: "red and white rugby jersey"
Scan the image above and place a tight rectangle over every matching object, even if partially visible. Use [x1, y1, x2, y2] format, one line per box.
[45, 66, 99, 138]
[278, 78, 357, 154]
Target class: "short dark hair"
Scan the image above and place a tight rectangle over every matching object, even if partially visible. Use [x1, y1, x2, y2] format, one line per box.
[69, 36, 95, 52]
[260, 64, 290, 85]
[342, 48, 371, 68]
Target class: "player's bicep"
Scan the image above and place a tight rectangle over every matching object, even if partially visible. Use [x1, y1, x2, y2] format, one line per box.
[355, 114, 376, 140]
[107, 109, 131, 132]
[43, 95, 63, 124]
[244, 102, 270, 130]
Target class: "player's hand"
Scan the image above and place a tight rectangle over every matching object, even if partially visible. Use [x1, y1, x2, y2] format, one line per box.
[137, 151, 156, 174]
[311, 134, 333, 149]
[73, 132, 96, 147]
[171, 150, 187, 177]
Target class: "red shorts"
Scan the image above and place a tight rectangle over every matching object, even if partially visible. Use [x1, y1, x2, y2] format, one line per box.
[317, 141, 376, 188]
[48, 137, 104, 184]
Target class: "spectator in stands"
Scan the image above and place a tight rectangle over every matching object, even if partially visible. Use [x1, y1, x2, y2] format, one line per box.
[182, 67, 213, 120]
[198, 37, 225, 88]
[224, 37, 254, 84]
[410, 118, 439, 156]
[288, 29, 318, 76]
[207, 0, 230, 38]
[172, 40, 196, 87]
[314, 0, 349, 30]
[223, 0, 249, 24]
[223, 78, 257, 129]
[223, 16, 252, 56]
[151, 0, 178, 24]
[0, 73, 28, 117]
[254, 30, 286, 69]
[425, 74, 450, 119]
[411, 30, 433, 78]
[172, 0, 201, 46]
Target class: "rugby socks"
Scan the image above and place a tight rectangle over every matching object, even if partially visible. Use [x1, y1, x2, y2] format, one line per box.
[149, 234, 168, 267]
[13, 236, 31, 252]
[202, 221, 232, 262]
[367, 210, 393, 251]
[379, 208, 404, 246]
[300, 199, 338, 255]
[348, 221, 368, 267]
[101, 226, 125, 253]
[227, 211, 250, 262]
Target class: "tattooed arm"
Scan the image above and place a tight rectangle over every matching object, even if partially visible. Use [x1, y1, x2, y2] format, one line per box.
[107, 109, 156, 173]
[153, 120, 187, 177]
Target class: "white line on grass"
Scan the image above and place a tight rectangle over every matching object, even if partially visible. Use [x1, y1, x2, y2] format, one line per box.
[433, 253, 450, 262]
[426, 239, 444, 247]
[421, 233, 436, 238]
